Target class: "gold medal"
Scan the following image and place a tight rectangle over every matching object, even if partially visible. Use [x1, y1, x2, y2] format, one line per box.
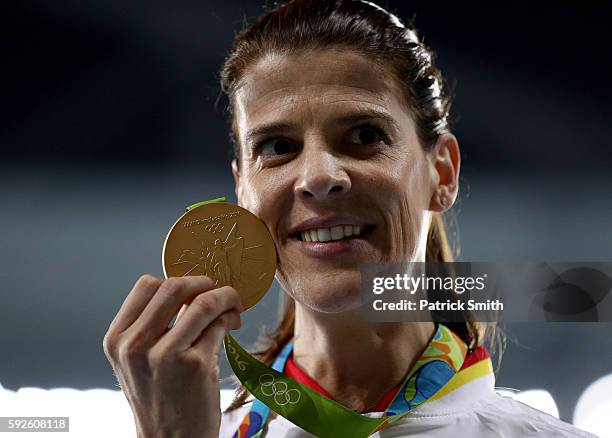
[162, 201, 277, 310]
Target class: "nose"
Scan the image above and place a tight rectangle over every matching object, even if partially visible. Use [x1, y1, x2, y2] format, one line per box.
[294, 149, 351, 201]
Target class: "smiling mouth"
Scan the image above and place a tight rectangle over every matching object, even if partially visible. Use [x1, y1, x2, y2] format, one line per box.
[290, 224, 375, 242]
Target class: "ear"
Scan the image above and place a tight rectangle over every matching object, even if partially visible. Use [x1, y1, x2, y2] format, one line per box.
[231, 159, 244, 207]
[428, 133, 460, 212]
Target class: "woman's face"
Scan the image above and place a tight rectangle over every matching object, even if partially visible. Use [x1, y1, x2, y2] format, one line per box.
[232, 49, 457, 313]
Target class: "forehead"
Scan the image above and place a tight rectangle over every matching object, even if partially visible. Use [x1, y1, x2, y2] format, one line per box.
[234, 49, 406, 131]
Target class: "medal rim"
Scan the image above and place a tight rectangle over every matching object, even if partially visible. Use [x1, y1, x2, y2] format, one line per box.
[161, 202, 277, 310]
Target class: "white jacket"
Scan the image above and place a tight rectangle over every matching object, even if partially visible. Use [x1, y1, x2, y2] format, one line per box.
[220, 371, 597, 437]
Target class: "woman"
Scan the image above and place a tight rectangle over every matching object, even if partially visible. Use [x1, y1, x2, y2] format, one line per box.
[103, 0, 596, 437]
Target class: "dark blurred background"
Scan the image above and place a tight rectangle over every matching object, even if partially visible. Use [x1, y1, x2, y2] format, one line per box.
[1, 0, 611, 424]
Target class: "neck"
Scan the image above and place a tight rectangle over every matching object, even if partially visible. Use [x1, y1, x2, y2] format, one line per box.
[292, 304, 435, 413]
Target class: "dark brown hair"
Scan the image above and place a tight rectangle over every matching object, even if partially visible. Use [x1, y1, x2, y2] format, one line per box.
[218, 0, 496, 412]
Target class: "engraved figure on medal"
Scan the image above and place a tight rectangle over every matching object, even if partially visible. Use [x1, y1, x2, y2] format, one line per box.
[172, 220, 263, 288]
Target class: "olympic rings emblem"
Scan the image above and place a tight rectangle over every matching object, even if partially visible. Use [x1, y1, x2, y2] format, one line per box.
[259, 374, 301, 406]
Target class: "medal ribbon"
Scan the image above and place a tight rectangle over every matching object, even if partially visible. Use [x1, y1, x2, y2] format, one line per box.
[183, 199, 476, 438]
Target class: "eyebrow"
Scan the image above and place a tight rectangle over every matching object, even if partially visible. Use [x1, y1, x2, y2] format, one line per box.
[245, 108, 400, 146]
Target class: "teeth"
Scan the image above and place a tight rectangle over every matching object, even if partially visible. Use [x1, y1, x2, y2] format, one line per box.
[298, 225, 366, 241]
[330, 226, 344, 240]
[317, 228, 331, 242]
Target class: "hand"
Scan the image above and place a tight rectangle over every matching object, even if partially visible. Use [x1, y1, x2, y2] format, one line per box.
[103, 275, 243, 438]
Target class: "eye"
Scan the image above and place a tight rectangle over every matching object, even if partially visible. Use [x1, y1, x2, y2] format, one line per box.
[346, 125, 386, 145]
[257, 138, 299, 157]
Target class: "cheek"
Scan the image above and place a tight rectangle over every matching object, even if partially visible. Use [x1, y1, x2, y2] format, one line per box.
[368, 159, 431, 262]
[383, 196, 429, 262]
[239, 170, 287, 222]
[238, 169, 294, 258]
[238, 175, 264, 213]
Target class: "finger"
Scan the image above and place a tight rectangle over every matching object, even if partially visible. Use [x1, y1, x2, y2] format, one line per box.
[107, 274, 163, 335]
[159, 286, 242, 349]
[130, 275, 216, 340]
[190, 310, 242, 357]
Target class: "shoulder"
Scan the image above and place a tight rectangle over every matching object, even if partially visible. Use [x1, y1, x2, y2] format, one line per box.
[480, 394, 597, 437]
[385, 392, 597, 438]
